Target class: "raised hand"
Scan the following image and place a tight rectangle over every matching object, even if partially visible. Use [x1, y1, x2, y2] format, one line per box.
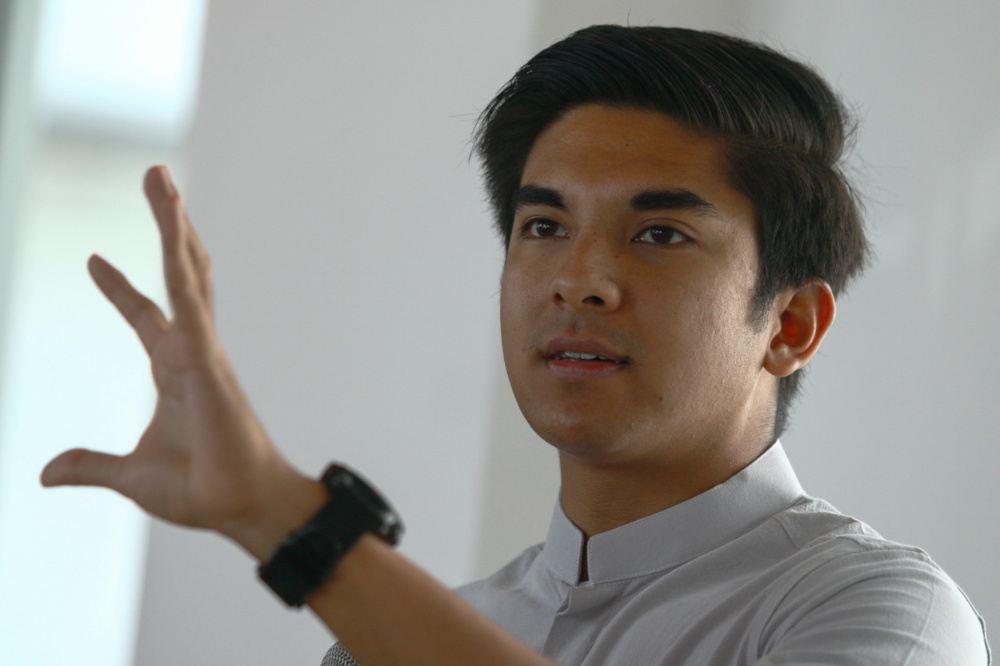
[41, 166, 323, 559]
[40, 167, 555, 666]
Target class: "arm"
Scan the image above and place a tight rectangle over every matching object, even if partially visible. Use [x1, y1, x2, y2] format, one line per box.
[40, 166, 552, 666]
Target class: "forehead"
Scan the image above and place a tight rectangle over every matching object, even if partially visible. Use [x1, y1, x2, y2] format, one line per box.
[520, 104, 750, 220]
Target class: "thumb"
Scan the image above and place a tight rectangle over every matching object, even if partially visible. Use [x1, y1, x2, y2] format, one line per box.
[40, 448, 125, 489]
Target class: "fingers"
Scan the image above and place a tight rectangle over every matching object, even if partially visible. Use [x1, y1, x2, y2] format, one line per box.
[40, 448, 125, 490]
[88, 254, 168, 354]
[187, 216, 214, 311]
[143, 166, 213, 330]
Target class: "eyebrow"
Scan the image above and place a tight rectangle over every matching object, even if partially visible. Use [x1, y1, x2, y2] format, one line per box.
[513, 185, 721, 218]
[513, 185, 566, 210]
[630, 189, 720, 217]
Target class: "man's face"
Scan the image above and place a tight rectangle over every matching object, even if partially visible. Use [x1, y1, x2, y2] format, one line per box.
[500, 104, 776, 468]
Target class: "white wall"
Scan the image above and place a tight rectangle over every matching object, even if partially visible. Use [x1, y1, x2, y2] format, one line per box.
[132, 1, 999, 663]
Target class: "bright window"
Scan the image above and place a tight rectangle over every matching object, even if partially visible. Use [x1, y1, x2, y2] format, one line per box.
[0, 1, 207, 664]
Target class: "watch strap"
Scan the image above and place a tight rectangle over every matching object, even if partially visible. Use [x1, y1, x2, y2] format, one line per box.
[258, 464, 402, 607]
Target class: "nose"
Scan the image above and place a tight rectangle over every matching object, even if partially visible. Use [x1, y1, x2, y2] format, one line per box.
[550, 233, 624, 311]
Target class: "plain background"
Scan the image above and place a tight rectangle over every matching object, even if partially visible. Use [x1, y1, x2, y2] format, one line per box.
[13, 1, 997, 664]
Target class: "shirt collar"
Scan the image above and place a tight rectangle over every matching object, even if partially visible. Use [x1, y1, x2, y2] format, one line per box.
[541, 441, 805, 585]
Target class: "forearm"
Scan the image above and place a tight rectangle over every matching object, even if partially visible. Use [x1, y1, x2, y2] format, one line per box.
[227, 467, 553, 666]
[313, 534, 552, 665]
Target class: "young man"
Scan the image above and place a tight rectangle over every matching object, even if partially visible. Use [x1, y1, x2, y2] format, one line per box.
[42, 25, 988, 665]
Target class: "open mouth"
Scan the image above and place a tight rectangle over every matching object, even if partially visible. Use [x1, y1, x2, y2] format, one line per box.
[547, 350, 626, 364]
[541, 336, 629, 376]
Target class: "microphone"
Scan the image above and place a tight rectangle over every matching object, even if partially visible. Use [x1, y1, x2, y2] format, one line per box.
[321, 642, 360, 666]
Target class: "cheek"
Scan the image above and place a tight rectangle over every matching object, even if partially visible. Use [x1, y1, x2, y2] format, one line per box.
[696, 288, 766, 391]
[499, 265, 536, 353]
[501, 252, 551, 301]
[640, 278, 756, 388]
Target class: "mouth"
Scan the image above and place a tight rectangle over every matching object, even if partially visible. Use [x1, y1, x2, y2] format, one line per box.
[542, 338, 629, 377]
[545, 350, 626, 364]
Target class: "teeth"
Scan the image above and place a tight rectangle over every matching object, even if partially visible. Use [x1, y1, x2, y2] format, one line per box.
[562, 351, 603, 361]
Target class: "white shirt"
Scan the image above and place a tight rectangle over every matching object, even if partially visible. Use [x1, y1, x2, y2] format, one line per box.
[455, 443, 990, 665]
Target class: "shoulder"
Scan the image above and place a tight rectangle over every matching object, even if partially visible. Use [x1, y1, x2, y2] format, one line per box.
[453, 543, 557, 647]
[454, 542, 545, 608]
[760, 497, 990, 664]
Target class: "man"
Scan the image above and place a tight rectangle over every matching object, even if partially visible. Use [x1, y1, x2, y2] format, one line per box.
[42, 25, 988, 665]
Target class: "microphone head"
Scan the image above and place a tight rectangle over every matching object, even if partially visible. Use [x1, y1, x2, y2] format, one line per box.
[321, 642, 360, 666]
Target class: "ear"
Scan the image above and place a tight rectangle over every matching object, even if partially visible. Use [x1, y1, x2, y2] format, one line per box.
[763, 280, 836, 378]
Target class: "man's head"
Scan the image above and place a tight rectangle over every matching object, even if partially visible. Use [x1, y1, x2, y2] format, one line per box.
[476, 25, 869, 440]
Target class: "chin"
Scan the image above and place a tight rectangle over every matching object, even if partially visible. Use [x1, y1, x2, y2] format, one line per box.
[528, 413, 638, 463]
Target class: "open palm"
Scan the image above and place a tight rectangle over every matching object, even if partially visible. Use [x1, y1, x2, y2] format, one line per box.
[41, 167, 289, 541]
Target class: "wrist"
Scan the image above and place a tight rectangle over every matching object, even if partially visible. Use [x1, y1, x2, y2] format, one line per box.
[258, 463, 404, 607]
[219, 461, 329, 563]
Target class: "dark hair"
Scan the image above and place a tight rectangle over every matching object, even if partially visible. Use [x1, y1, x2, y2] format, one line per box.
[475, 25, 869, 440]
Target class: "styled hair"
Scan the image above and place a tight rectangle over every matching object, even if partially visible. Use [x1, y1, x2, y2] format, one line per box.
[474, 25, 870, 440]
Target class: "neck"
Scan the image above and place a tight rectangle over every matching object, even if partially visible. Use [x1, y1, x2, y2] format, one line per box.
[557, 436, 769, 539]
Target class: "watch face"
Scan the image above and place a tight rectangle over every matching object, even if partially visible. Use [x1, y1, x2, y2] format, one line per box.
[333, 467, 386, 510]
[324, 464, 404, 546]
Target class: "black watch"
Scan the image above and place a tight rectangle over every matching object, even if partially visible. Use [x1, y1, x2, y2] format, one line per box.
[258, 463, 403, 607]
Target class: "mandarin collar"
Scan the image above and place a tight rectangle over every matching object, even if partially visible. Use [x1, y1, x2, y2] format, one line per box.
[542, 442, 805, 585]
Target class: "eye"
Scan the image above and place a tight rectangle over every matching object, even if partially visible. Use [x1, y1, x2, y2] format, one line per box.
[634, 225, 688, 246]
[521, 217, 568, 239]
